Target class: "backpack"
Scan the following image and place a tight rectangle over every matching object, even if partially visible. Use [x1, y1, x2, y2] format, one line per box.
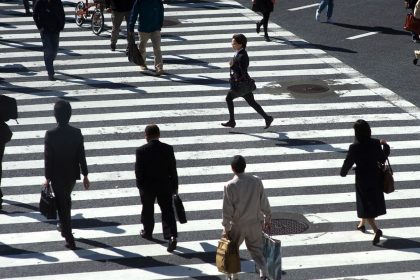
[0, 95, 18, 122]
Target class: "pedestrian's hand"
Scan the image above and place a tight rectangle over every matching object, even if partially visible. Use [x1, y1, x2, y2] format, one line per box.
[380, 139, 387, 145]
[83, 176, 90, 190]
[43, 179, 50, 188]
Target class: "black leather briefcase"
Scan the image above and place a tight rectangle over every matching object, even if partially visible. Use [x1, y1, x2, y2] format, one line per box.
[173, 194, 187, 224]
[39, 185, 57, 220]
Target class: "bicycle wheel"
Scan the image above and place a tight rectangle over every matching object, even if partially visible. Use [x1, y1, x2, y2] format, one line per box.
[75, 1, 85, 26]
[91, 8, 104, 35]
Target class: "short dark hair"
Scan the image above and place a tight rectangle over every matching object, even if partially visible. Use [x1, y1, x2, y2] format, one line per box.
[54, 100, 71, 125]
[145, 124, 160, 138]
[232, 33, 247, 49]
[231, 155, 246, 173]
[353, 119, 371, 143]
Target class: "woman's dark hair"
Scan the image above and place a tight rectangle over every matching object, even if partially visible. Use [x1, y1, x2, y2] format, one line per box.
[54, 100, 72, 125]
[231, 155, 246, 173]
[232, 33, 247, 49]
[353, 119, 371, 143]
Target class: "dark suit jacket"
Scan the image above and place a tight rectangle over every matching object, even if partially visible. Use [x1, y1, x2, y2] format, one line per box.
[230, 48, 250, 82]
[44, 124, 88, 183]
[135, 139, 178, 194]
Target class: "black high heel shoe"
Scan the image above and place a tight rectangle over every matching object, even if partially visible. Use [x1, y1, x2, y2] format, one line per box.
[373, 229, 383, 245]
[356, 225, 366, 233]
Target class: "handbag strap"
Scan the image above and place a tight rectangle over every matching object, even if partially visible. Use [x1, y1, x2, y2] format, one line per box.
[386, 158, 393, 173]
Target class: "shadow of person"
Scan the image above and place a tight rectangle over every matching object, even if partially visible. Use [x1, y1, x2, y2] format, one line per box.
[0, 242, 59, 262]
[75, 238, 208, 279]
[229, 131, 347, 153]
[375, 235, 420, 251]
[72, 213, 126, 234]
[332, 22, 408, 36]
[0, 63, 37, 76]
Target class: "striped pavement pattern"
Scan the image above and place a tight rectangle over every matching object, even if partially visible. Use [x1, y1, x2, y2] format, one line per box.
[1, 0, 420, 279]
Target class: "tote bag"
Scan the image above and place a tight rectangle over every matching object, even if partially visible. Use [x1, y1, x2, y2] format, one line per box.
[263, 233, 282, 280]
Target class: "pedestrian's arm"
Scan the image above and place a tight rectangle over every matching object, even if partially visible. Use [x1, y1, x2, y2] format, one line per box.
[134, 149, 144, 189]
[128, 0, 139, 32]
[44, 132, 53, 182]
[222, 185, 234, 232]
[340, 145, 355, 177]
[169, 147, 179, 194]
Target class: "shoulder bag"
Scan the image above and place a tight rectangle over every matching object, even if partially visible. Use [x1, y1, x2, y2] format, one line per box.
[380, 158, 394, 194]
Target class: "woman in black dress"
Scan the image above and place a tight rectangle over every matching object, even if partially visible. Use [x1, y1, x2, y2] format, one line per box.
[221, 34, 273, 129]
[340, 119, 390, 245]
[252, 0, 274, 41]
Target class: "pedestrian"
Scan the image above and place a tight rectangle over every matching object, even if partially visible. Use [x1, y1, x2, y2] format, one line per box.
[23, 0, 32, 16]
[406, 0, 420, 42]
[0, 121, 12, 211]
[315, 0, 334, 23]
[128, 0, 164, 76]
[222, 155, 271, 280]
[105, 0, 135, 53]
[221, 34, 273, 129]
[33, 0, 65, 81]
[252, 0, 275, 41]
[44, 100, 90, 250]
[340, 119, 390, 245]
[135, 124, 178, 252]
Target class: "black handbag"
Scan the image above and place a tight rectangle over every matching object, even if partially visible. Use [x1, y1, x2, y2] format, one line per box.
[127, 32, 145, 66]
[380, 158, 394, 194]
[39, 185, 57, 220]
[173, 194, 187, 224]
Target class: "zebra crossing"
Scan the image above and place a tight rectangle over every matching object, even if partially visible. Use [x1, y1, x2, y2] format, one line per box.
[1, 0, 420, 279]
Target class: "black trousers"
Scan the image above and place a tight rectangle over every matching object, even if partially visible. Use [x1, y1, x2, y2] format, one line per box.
[226, 91, 269, 122]
[139, 189, 177, 239]
[259, 12, 270, 35]
[0, 143, 4, 200]
[51, 180, 76, 241]
[23, 0, 31, 13]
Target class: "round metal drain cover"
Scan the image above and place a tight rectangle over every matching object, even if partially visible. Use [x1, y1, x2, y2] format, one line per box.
[287, 84, 329, 94]
[265, 218, 309, 235]
[163, 19, 180, 27]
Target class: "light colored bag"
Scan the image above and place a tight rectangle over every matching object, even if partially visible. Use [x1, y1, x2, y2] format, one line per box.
[216, 236, 241, 274]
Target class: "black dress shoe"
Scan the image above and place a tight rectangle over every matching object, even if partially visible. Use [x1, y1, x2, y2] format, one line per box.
[264, 35, 271, 42]
[167, 237, 177, 252]
[256, 22, 261, 34]
[221, 121, 236, 128]
[356, 225, 366, 233]
[373, 229, 383, 245]
[140, 229, 152, 239]
[65, 241, 76, 250]
[414, 58, 418, 65]
[264, 116, 273, 129]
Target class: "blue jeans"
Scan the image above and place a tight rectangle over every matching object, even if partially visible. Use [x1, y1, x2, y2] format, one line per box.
[40, 31, 60, 77]
[318, 0, 334, 19]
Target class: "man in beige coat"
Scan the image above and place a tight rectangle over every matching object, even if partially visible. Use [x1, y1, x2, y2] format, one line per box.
[222, 155, 271, 280]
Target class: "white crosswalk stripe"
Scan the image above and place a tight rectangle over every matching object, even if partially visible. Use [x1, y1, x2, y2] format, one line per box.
[1, 0, 420, 279]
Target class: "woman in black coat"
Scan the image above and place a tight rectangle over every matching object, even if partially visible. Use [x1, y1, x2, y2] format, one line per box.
[340, 119, 390, 245]
[221, 34, 273, 129]
[252, 0, 274, 41]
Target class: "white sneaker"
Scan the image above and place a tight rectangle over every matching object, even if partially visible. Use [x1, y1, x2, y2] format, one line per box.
[225, 274, 239, 280]
[315, 9, 321, 22]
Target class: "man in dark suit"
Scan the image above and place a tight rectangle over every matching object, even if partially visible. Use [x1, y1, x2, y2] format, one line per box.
[44, 100, 90, 250]
[135, 124, 178, 252]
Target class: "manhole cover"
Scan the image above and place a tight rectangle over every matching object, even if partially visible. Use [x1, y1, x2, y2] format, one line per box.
[163, 19, 180, 27]
[265, 218, 309, 235]
[287, 84, 329, 94]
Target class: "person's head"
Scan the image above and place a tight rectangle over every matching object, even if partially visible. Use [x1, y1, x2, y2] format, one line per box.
[231, 155, 246, 174]
[353, 119, 371, 143]
[231, 33, 247, 51]
[54, 100, 72, 125]
[145, 124, 160, 141]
